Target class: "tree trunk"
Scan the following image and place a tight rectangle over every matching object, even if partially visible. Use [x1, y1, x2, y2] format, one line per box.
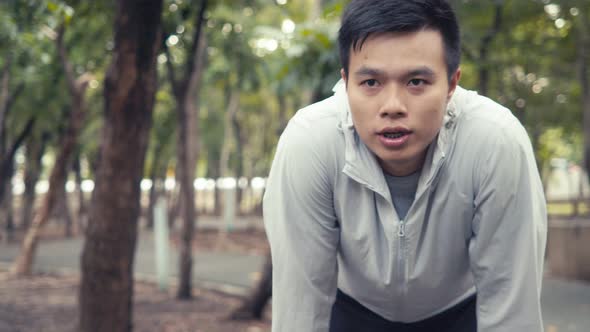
[54, 180, 74, 237]
[1, 164, 14, 242]
[231, 102, 247, 213]
[206, 149, 220, 179]
[219, 89, 240, 177]
[146, 175, 163, 230]
[0, 56, 12, 138]
[5, 180, 14, 239]
[79, 1, 162, 331]
[230, 251, 272, 320]
[9, 21, 89, 276]
[477, 0, 503, 96]
[580, 9, 590, 184]
[0, 118, 35, 207]
[9, 111, 81, 275]
[166, 162, 182, 228]
[216, 87, 239, 218]
[167, 185, 181, 228]
[146, 137, 166, 229]
[0, 66, 29, 206]
[164, 0, 208, 299]
[73, 154, 87, 232]
[20, 135, 47, 230]
[176, 50, 207, 295]
[146, 177, 157, 230]
[48, 149, 74, 236]
[175, 95, 198, 299]
[0, 112, 8, 244]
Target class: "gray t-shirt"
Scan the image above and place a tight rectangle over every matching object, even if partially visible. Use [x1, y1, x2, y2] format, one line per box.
[384, 170, 421, 220]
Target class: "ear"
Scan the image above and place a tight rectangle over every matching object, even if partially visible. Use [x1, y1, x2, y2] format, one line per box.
[340, 68, 347, 86]
[446, 68, 461, 102]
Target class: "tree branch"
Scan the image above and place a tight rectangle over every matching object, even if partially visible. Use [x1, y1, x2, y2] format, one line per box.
[182, 0, 208, 91]
[162, 39, 180, 97]
[0, 56, 13, 141]
[56, 25, 79, 98]
[479, 0, 504, 58]
[477, 0, 504, 95]
[186, 32, 207, 102]
[0, 117, 35, 204]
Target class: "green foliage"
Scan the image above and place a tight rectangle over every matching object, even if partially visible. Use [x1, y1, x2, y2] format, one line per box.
[0, 0, 112, 180]
[2, 0, 589, 183]
[451, 0, 588, 175]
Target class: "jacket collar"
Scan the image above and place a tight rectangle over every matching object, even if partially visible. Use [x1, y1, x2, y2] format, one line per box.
[333, 79, 463, 201]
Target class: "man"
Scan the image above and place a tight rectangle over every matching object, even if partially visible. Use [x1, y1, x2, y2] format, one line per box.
[263, 0, 547, 331]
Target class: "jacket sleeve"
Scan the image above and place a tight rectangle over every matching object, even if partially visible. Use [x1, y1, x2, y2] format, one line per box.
[469, 125, 547, 332]
[263, 118, 340, 332]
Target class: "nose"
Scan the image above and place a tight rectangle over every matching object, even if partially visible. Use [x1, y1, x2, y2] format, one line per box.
[379, 87, 407, 118]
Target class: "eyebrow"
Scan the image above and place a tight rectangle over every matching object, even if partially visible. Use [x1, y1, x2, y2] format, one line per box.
[353, 66, 436, 79]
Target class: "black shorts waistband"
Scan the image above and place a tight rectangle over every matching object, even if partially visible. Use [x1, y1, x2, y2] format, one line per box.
[330, 289, 477, 332]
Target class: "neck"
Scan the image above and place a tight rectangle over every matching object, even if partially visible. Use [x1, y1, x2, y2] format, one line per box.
[379, 152, 426, 177]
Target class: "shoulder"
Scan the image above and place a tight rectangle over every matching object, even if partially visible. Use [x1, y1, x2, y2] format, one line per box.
[267, 95, 345, 198]
[278, 95, 344, 164]
[451, 88, 539, 190]
[288, 96, 342, 134]
[453, 87, 531, 154]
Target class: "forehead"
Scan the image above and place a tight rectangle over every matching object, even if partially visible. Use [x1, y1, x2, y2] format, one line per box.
[348, 29, 446, 73]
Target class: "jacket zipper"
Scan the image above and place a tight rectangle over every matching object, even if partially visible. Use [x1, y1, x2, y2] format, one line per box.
[397, 218, 407, 315]
[395, 153, 446, 313]
[398, 220, 406, 237]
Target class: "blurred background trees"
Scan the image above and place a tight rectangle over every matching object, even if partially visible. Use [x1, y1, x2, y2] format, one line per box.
[0, 0, 588, 329]
[0, 0, 586, 206]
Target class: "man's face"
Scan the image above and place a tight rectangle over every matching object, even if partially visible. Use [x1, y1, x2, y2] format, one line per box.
[342, 29, 460, 176]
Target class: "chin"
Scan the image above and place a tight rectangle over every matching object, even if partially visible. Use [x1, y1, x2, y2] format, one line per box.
[378, 147, 413, 160]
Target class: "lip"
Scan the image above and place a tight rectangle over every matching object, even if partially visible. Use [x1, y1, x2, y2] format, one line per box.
[376, 126, 412, 149]
[377, 126, 411, 135]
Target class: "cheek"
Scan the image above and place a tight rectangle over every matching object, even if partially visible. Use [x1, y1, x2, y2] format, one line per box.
[348, 101, 373, 134]
[350, 111, 370, 134]
[416, 97, 446, 119]
[414, 105, 446, 135]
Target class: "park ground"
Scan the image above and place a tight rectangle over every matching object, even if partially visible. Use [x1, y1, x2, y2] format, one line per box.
[0, 226, 271, 332]
[2, 221, 590, 332]
[0, 271, 270, 332]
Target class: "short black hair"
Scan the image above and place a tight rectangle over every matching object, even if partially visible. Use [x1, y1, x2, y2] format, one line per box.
[338, 0, 461, 81]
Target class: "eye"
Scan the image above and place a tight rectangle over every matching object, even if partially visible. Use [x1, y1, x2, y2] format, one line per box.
[408, 78, 426, 87]
[361, 79, 379, 87]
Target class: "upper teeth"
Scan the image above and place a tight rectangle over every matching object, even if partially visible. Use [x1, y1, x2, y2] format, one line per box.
[384, 132, 405, 139]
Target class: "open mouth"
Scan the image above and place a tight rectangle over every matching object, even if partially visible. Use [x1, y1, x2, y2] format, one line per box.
[382, 132, 408, 139]
[377, 128, 412, 147]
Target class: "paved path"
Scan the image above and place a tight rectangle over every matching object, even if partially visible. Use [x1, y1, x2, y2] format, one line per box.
[0, 231, 264, 293]
[1, 231, 589, 331]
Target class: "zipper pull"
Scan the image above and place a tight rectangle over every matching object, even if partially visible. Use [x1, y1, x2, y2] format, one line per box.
[398, 221, 406, 237]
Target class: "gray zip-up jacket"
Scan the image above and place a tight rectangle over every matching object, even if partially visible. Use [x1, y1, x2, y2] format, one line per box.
[263, 81, 547, 332]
